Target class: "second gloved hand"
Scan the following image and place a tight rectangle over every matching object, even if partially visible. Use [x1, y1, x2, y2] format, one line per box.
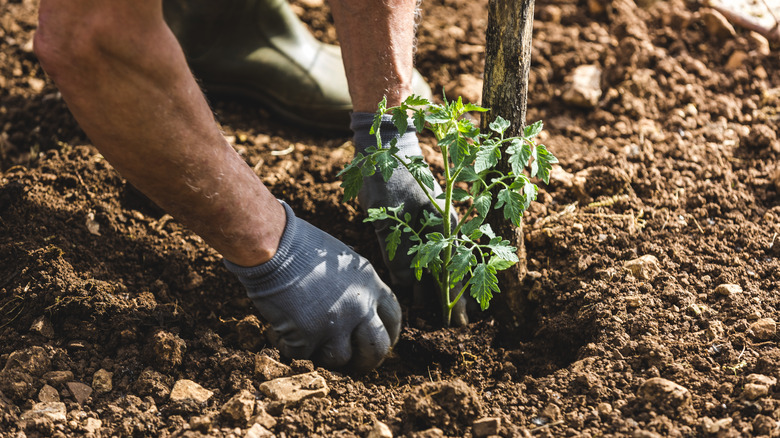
[224, 201, 401, 372]
[351, 112, 468, 326]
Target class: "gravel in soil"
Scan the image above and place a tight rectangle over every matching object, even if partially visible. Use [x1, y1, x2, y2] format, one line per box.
[1, 0, 780, 436]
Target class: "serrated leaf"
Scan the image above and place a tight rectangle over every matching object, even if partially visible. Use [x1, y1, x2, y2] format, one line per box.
[412, 111, 426, 133]
[450, 135, 471, 167]
[406, 156, 435, 190]
[452, 187, 471, 202]
[426, 108, 451, 124]
[404, 94, 431, 106]
[417, 233, 449, 269]
[391, 107, 408, 136]
[487, 239, 519, 262]
[469, 263, 499, 310]
[420, 210, 443, 230]
[475, 142, 501, 173]
[463, 103, 488, 113]
[489, 116, 510, 135]
[478, 223, 496, 239]
[363, 206, 391, 222]
[455, 166, 479, 182]
[461, 216, 483, 238]
[488, 255, 516, 271]
[495, 188, 525, 226]
[523, 120, 543, 139]
[385, 226, 402, 261]
[531, 144, 558, 184]
[448, 246, 477, 283]
[473, 193, 491, 218]
[375, 148, 398, 182]
[506, 138, 533, 175]
[523, 181, 538, 210]
[340, 165, 363, 201]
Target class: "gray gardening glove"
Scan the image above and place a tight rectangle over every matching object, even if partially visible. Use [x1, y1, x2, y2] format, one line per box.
[352, 112, 468, 326]
[224, 201, 401, 372]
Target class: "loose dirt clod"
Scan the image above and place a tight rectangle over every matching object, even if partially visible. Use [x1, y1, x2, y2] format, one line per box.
[221, 389, 256, 425]
[258, 372, 328, 407]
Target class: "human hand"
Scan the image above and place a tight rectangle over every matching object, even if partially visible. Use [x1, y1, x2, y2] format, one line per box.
[352, 113, 469, 326]
[224, 202, 401, 372]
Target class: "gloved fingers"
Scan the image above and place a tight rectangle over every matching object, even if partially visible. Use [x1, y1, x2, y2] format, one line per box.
[348, 312, 393, 373]
[312, 334, 352, 369]
[271, 320, 317, 361]
[376, 288, 402, 347]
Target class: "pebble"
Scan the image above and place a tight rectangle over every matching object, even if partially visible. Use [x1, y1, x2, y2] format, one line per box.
[244, 423, 274, 438]
[221, 390, 256, 425]
[189, 415, 214, 433]
[638, 377, 691, 410]
[92, 369, 113, 394]
[623, 255, 660, 280]
[66, 382, 93, 405]
[43, 370, 74, 386]
[562, 65, 602, 108]
[714, 283, 741, 297]
[252, 405, 277, 430]
[472, 416, 502, 437]
[83, 417, 102, 434]
[702, 9, 736, 40]
[747, 31, 771, 56]
[30, 316, 55, 339]
[597, 402, 613, 416]
[701, 416, 733, 434]
[150, 330, 186, 369]
[20, 401, 67, 423]
[412, 428, 444, 438]
[169, 379, 213, 404]
[747, 374, 777, 387]
[747, 318, 776, 341]
[367, 421, 393, 438]
[742, 383, 769, 400]
[725, 50, 748, 71]
[254, 354, 292, 381]
[38, 384, 60, 403]
[258, 372, 328, 406]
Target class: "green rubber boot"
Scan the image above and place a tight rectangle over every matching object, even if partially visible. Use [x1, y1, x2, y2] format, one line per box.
[163, 0, 432, 132]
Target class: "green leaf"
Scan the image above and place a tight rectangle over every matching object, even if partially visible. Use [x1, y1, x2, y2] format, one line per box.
[489, 116, 510, 135]
[506, 138, 533, 176]
[523, 181, 538, 210]
[412, 111, 426, 133]
[475, 141, 501, 174]
[463, 103, 489, 113]
[449, 245, 477, 283]
[496, 188, 525, 226]
[487, 239, 519, 262]
[391, 107, 408, 136]
[417, 233, 449, 269]
[406, 156, 435, 191]
[469, 263, 499, 310]
[452, 187, 471, 202]
[460, 216, 483, 238]
[364, 206, 391, 222]
[340, 165, 363, 201]
[531, 144, 558, 184]
[455, 166, 479, 182]
[451, 135, 471, 167]
[419, 210, 443, 230]
[375, 148, 399, 182]
[385, 226, 402, 261]
[404, 94, 431, 106]
[479, 223, 496, 239]
[523, 120, 543, 139]
[473, 192, 491, 218]
[488, 256, 516, 271]
[426, 108, 452, 125]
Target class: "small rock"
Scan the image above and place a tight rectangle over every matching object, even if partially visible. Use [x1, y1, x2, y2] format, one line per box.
[169, 379, 213, 405]
[368, 420, 393, 438]
[411, 428, 444, 438]
[747, 31, 771, 56]
[638, 377, 691, 410]
[189, 414, 214, 433]
[588, 0, 607, 16]
[742, 383, 769, 400]
[221, 390, 256, 425]
[149, 330, 186, 370]
[562, 65, 602, 108]
[92, 369, 113, 394]
[747, 318, 776, 341]
[624, 295, 643, 308]
[43, 370, 74, 386]
[541, 404, 561, 422]
[28, 77, 46, 93]
[252, 404, 277, 430]
[472, 416, 501, 437]
[701, 416, 733, 434]
[21, 401, 67, 423]
[3, 346, 51, 376]
[747, 374, 777, 387]
[725, 50, 748, 71]
[705, 320, 725, 340]
[66, 382, 93, 405]
[258, 372, 328, 406]
[38, 384, 60, 403]
[597, 402, 613, 416]
[244, 423, 274, 438]
[702, 9, 736, 40]
[30, 316, 55, 339]
[254, 354, 292, 381]
[623, 255, 660, 280]
[83, 417, 102, 434]
[714, 283, 742, 297]
[237, 315, 264, 351]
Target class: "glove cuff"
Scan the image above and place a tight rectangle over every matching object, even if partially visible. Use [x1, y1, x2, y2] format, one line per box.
[351, 112, 421, 159]
[223, 201, 310, 296]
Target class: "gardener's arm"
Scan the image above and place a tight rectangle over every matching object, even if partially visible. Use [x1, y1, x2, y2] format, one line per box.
[34, 0, 400, 371]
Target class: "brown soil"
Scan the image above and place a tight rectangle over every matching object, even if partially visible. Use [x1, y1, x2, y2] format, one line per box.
[2, 0, 780, 436]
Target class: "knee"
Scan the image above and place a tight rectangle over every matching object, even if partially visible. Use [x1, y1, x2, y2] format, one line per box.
[34, 2, 103, 83]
